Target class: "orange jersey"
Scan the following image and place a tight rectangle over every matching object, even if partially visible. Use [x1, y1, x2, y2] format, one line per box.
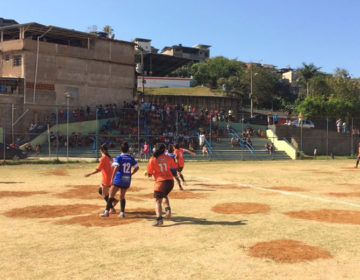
[97, 155, 113, 186]
[358, 147, 360, 157]
[174, 148, 184, 167]
[147, 154, 177, 183]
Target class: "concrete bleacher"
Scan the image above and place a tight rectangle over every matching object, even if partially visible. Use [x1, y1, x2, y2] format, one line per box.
[183, 122, 291, 161]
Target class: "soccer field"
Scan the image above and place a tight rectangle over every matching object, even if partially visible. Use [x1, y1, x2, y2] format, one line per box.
[1, 160, 360, 280]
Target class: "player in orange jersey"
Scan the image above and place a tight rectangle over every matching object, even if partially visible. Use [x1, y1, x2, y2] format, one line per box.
[85, 144, 118, 213]
[146, 143, 178, 226]
[355, 143, 360, 168]
[173, 143, 195, 187]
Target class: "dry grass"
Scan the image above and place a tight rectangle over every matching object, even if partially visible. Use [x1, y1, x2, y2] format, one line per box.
[0, 160, 360, 279]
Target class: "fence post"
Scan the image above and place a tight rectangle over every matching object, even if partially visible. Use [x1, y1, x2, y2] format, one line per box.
[55, 106, 59, 160]
[351, 118, 354, 156]
[96, 107, 99, 159]
[326, 117, 329, 159]
[47, 124, 51, 158]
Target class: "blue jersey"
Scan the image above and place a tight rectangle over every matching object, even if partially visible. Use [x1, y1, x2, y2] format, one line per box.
[112, 153, 138, 187]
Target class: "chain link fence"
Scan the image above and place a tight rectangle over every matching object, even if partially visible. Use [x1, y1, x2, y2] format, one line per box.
[1, 101, 357, 161]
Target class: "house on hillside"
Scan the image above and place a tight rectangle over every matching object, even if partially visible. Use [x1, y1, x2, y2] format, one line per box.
[161, 44, 211, 63]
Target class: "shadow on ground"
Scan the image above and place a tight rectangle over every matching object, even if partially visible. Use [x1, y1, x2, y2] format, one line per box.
[160, 216, 247, 227]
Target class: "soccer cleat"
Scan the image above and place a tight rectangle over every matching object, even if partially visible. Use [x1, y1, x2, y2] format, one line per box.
[165, 209, 171, 219]
[119, 212, 125, 218]
[110, 208, 116, 214]
[100, 210, 109, 217]
[152, 218, 163, 226]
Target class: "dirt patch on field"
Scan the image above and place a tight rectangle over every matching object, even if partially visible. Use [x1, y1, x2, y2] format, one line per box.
[55, 208, 155, 227]
[327, 192, 360, 197]
[247, 239, 332, 263]
[336, 183, 360, 189]
[0, 191, 48, 198]
[138, 191, 206, 200]
[56, 185, 99, 200]
[56, 185, 145, 200]
[3, 204, 102, 219]
[284, 209, 360, 225]
[40, 169, 69, 176]
[303, 169, 338, 175]
[201, 184, 249, 190]
[341, 167, 358, 171]
[266, 186, 305, 192]
[212, 202, 270, 214]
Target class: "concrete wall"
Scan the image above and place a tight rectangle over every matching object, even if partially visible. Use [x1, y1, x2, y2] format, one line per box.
[273, 125, 358, 156]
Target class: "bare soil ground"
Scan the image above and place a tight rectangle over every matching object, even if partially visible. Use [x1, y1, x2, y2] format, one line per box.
[0, 160, 360, 280]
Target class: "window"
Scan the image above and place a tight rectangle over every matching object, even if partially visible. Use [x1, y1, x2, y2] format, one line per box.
[4, 54, 10, 61]
[13, 55, 22, 66]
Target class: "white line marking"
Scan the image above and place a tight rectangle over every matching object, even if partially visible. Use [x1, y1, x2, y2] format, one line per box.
[192, 176, 360, 209]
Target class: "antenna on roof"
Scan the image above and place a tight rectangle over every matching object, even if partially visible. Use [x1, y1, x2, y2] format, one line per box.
[87, 25, 98, 33]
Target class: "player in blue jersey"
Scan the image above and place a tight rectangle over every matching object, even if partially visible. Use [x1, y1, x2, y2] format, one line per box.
[100, 142, 139, 218]
[166, 144, 183, 190]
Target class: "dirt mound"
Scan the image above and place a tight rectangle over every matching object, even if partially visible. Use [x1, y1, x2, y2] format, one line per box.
[40, 169, 69, 176]
[55, 208, 155, 227]
[212, 202, 270, 214]
[0, 191, 48, 198]
[266, 186, 305, 192]
[138, 191, 206, 200]
[284, 209, 360, 225]
[3, 204, 101, 219]
[56, 185, 145, 200]
[247, 239, 332, 263]
[327, 192, 360, 197]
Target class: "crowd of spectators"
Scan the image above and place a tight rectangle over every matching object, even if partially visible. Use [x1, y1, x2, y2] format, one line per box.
[19, 101, 236, 154]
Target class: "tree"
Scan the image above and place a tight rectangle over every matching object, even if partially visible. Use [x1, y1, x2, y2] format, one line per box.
[297, 63, 321, 96]
[103, 25, 114, 39]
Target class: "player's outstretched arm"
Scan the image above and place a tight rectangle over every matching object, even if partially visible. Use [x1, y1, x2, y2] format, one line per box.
[183, 148, 196, 156]
[84, 169, 100, 177]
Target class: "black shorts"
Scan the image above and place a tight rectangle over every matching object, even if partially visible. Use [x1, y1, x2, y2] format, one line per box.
[154, 180, 174, 199]
[177, 167, 183, 172]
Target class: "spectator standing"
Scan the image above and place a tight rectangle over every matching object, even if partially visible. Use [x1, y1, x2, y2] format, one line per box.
[199, 131, 206, 148]
[143, 141, 150, 160]
[336, 118, 342, 133]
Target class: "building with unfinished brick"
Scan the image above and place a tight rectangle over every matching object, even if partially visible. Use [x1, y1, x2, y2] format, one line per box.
[0, 22, 135, 138]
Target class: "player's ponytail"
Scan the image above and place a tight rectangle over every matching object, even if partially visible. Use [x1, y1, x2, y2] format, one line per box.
[153, 143, 165, 158]
[121, 142, 129, 153]
[100, 144, 112, 159]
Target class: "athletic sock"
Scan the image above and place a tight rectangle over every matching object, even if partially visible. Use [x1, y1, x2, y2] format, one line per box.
[165, 207, 171, 212]
[120, 199, 126, 212]
[106, 197, 115, 211]
[180, 174, 185, 182]
[104, 195, 109, 203]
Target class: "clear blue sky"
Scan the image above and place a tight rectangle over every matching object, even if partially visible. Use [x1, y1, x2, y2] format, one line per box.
[2, 0, 360, 77]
